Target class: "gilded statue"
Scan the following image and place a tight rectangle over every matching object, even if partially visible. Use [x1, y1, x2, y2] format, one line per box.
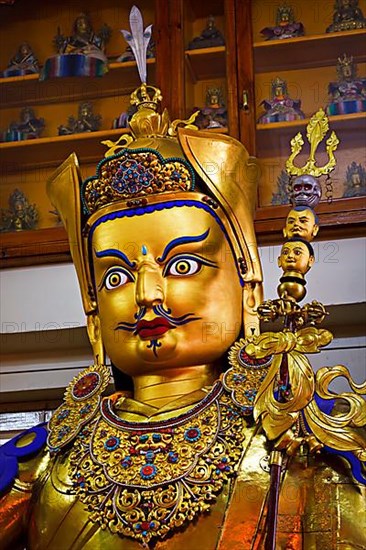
[0, 9, 365, 550]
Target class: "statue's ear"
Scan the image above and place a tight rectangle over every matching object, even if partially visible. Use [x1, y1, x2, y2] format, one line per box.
[87, 313, 105, 366]
[243, 282, 263, 337]
[312, 224, 319, 238]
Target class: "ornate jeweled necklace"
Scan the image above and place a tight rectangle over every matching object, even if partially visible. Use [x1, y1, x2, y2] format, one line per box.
[67, 381, 248, 544]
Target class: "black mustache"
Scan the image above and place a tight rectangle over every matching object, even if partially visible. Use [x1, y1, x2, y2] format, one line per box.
[114, 304, 201, 332]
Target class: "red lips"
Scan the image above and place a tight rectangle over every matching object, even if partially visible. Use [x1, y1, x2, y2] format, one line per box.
[135, 317, 174, 339]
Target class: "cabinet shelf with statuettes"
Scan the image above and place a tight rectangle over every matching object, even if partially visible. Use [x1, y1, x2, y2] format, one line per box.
[251, 0, 366, 210]
[0, 128, 131, 171]
[0, 59, 156, 108]
[253, 29, 366, 72]
[0, 0, 366, 268]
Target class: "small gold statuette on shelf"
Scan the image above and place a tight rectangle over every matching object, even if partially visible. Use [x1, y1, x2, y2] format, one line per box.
[326, 54, 366, 115]
[326, 0, 366, 32]
[41, 13, 111, 79]
[193, 86, 227, 129]
[261, 4, 305, 40]
[188, 15, 225, 49]
[1, 107, 45, 142]
[58, 102, 102, 135]
[257, 77, 305, 123]
[343, 161, 366, 197]
[1, 42, 39, 77]
[271, 169, 291, 205]
[0, 189, 38, 232]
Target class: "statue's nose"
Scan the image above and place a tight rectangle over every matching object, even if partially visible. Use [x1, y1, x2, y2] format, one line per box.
[135, 264, 164, 308]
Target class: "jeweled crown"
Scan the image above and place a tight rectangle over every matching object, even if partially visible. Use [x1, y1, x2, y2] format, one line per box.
[82, 147, 195, 215]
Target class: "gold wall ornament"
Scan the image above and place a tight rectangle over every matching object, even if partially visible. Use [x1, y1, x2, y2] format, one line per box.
[67, 382, 248, 544]
[285, 108, 339, 178]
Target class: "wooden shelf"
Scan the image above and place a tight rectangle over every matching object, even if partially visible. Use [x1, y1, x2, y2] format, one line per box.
[0, 128, 131, 172]
[0, 59, 156, 108]
[256, 111, 366, 133]
[185, 46, 226, 83]
[0, 126, 230, 172]
[254, 196, 366, 245]
[0, 226, 69, 267]
[1, 197, 365, 268]
[254, 29, 366, 73]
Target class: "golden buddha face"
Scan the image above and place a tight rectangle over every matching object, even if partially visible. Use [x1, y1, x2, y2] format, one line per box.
[91, 204, 243, 377]
[283, 207, 319, 242]
[278, 240, 314, 275]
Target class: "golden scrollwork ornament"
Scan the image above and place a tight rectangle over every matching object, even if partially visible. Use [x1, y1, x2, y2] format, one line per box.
[223, 339, 272, 414]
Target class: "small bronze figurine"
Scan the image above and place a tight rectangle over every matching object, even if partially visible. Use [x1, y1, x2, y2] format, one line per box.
[1, 107, 45, 142]
[54, 13, 111, 60]
[257, 77, 305, 123]
[0, 189, 38, 232]
[326, 54, 366, 115]
[343, 161, 366, 197]
[326, 0, 366, 32]
[283, 206, 319, 242]
[1, 43, 39, 77]
[194, 87, 227, 129]
[188, 15, 225, 49]
[42, 13, 111, 79]
[58, 102, 102, 135]
[261, 4, 304, 41]
[271, 170, 291, 205]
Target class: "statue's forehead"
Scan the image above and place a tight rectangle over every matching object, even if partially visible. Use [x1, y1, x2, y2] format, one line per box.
[91, 205, 225, 254]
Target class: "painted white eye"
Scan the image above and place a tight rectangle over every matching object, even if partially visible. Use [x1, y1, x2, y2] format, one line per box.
[104, 269, 130, 290]
[167, 258, 200, 277]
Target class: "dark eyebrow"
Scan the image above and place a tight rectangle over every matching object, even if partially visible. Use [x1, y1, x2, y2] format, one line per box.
[157, 229, 210, 263]
[94, 248, 136, 268]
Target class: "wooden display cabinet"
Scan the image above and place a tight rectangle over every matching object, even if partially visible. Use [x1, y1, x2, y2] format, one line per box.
[1, 0, 365, 267]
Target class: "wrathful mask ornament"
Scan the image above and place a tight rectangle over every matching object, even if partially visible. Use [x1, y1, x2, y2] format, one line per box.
[0, 8, 365, 550]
